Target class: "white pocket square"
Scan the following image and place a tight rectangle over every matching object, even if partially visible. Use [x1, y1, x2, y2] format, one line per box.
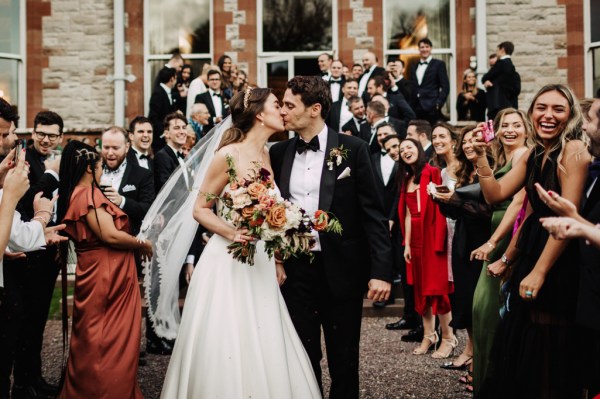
[122, 184, 136, 192]
[336, 167, 351, 180]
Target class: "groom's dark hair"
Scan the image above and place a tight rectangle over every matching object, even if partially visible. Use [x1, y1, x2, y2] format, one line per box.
[287, 76, 331, 119]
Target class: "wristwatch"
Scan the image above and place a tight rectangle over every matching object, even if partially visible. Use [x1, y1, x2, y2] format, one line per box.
[501, 253, 512, 266]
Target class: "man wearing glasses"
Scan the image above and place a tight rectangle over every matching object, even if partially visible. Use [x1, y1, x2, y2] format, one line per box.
[194, 69, 230, 132]
[6, 111, 63, 399]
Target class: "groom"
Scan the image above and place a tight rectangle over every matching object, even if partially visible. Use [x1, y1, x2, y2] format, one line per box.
[270, 76, 393, 399]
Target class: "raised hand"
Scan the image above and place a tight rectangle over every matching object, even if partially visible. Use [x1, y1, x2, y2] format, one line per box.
[534, 183, 578, 218]
[2, 149, 30, 203]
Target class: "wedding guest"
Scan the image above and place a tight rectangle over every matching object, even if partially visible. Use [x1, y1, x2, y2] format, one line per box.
[474, 84, 590, 398]
[457, 69, 486, 122]
[433, 127, 494, 371]
[186, 63, 210, 119]
[154, 113, 189, 193]
[217, 54, 234, 100]
[188, 102, 211, 141]
[127, 116, 154, 171]
[396, 138, 456, 357]
[149, 66, 178, 153]
[56, 141, 152, 399]
[341, 96, 367, 137]
[175, 64, 193, 114]
[470, 108, 529, 396]
[351, 63, 363, 80]
[194, 69, 230, 132]
[406, 120, 433, 160]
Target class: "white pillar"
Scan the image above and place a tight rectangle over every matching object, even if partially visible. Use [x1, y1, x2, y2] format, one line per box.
[475, 0, 487, 83]
[113, 0, 126, 126]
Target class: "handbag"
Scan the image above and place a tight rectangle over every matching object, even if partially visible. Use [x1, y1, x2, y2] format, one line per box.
[454, 182, 481, 201]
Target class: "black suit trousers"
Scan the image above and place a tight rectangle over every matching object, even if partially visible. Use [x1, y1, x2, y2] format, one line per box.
[281, 253, 363, 399]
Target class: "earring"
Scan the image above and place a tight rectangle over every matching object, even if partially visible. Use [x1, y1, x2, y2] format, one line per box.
[452, 145, 456, 151]
[261, 122, 264, 126]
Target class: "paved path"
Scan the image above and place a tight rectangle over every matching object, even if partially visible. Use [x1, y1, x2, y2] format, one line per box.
[41, 318, 472, 398]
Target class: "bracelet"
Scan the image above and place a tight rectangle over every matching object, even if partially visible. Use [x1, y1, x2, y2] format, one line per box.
[34, 210, 55, 217]
[32, 216, 49, 226]
[475, 167, 493, 178]
[486, 241, 495, 249]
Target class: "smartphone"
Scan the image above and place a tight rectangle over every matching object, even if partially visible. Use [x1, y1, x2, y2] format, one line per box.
[482, 120, 495, 143]
[13, 139, 24, 165]
[435, 185, 451, 194]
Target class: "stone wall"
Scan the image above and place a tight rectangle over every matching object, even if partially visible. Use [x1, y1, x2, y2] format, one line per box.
[486, 0, 568, 109]
[42, 0, 114, 129]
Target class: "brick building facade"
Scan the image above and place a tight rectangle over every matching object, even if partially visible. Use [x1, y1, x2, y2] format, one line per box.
[1, 0, 597, 130]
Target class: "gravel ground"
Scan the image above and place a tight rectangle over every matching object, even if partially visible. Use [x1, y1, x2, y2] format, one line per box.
[41, 318, 472, 399]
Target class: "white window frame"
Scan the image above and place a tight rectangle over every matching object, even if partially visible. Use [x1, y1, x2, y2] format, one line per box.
[382, 0, 456, 122]
[0, 0, 26, 123]
[256, 0, 338, 83]
[584, 0, 600, 97]
[143, 0, 214, 115]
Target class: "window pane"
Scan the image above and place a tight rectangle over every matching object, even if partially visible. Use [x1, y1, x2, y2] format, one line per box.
[0, 58, 19, 105]
[148, 0, 210, 55]
[386, 0, 450, 50]
[593, 47, 600, 98]
[0, 0, 20, 54]
[592, 0, 600, 43]
[263, 0, 332, 52]
[149, 59, 211, 91]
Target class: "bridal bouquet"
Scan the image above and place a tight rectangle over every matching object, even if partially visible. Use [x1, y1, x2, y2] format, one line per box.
[204, 155, 342, 265]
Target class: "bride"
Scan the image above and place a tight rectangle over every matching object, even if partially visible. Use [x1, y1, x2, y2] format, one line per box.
[158, 88, 322, 398]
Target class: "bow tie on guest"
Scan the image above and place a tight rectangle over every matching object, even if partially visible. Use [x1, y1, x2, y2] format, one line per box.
[296, 136, 320, 154]
[419, 61, 429, 66]
[358, 118, 367, 125]
[139, 154, 149, 160]
[212, 92, 221, 97]
[589, 159, 600, 180]
[177, 152, 185, 159]
[330, 78, 342, 83]
[321, 72, 329, 77]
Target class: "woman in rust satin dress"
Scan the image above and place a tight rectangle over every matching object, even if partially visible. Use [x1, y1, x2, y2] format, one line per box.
[56, 141, 152, 399]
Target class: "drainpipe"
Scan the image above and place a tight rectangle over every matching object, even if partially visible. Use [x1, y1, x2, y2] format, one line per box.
[108, 0, 135, 126]
[475, 0, 487, 85]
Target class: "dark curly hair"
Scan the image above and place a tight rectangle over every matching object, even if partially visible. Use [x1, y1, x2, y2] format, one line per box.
[0, 97, 19, 125]
[286, 76, 331, 119]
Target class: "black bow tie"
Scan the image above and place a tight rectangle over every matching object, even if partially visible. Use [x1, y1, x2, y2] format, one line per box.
[419, 61, 429, 66]
[296, 136, 320, 154]
[139, 154, 149, 160]
[589, 160, 600, 180]
[358, 118, 367, 125]
[177, 152, 184, 159]
[330, 79, 342, 83]
[212, 92, 221, 97]
[321, 72, 329, 77]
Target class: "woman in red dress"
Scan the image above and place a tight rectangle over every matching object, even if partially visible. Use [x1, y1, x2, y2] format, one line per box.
[56, 141, 152, 399]
[397, 138, 457, 357]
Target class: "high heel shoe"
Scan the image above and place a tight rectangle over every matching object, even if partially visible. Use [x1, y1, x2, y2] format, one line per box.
[440, 353, 472, 370]
[412, 331, 439, 355]
[431, 335, 458, 359]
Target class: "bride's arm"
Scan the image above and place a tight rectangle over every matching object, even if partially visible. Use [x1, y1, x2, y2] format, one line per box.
[193, 151, 253, 243]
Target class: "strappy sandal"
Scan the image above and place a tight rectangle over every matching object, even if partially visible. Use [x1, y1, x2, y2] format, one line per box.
[431, 335, 458, 359]
[440, 353, 472, 370]
[412, 331, 439, 355]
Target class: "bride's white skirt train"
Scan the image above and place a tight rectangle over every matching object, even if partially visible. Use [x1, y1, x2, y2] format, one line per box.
[160, 235, 322, 399]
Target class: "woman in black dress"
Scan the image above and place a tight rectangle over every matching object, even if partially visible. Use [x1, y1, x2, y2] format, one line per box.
[456, 69, 486, 122]
[473, 84, 590, 398]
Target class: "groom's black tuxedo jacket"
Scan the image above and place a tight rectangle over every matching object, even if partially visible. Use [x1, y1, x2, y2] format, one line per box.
[270, 128, 393, 298]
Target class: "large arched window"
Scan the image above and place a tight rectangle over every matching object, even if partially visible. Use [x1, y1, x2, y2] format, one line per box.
[586, 0, 600, 96]
[0, 0, 25, 121]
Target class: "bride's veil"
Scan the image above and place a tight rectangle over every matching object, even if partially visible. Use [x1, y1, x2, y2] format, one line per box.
[138, 117, 232, 339]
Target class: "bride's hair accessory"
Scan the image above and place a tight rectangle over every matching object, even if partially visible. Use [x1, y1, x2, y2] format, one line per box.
[243, 88, 253, 110]
[75, 148, 98, 163]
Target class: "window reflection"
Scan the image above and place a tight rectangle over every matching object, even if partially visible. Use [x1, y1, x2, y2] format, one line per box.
[386, 0, 450, 51]
[263, 0, 332, 52]
[591, 0, 600, 43]
[0, 58, 19, 105]
[0, 0, 20, 54]
[593, 47, 600, 97]
[148, 0, 210, 55]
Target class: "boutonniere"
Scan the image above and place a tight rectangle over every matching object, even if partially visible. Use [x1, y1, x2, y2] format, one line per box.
[326, 145, 349, 171]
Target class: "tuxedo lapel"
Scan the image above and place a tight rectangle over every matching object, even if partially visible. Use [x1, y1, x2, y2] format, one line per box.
[278, 137, 298, 200]
[387, 162, 399, 188]
[373, 153, 383, 183]
[584, 179, 600, 215]
[318, 129, 338, 211]
[119, 162, 133, 193]
[204, 93, 217, 117]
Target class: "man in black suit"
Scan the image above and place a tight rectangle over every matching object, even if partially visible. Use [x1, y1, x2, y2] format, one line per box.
[482, 41, 520, 120]
[194, 69, 230, 133]
[358, 51, 386, 104]
[410, 38, 450, 125]
[318, 53, 333, 79]
[406, 119, 434, 161]
[149, 67, 178, 153]
[390, 59, 413, 103]
[127, 116, 154, 172]
[361, 101, 405, 154]
[328, 60, 346, 103]
[271, 76, 392, 399]
[341, 96, 367, 137]
[366, 75, 415, 124]
[3, 110, 63, 399]
[154, 113, 189, 193]
[326, 78, 358, 133]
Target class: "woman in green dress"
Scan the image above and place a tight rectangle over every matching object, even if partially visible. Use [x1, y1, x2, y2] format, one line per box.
[469, 108, 531, 396]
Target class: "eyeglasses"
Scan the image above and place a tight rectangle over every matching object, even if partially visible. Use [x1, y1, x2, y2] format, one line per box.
[208, 78, 221, 81]
[34, 131, 62, 142]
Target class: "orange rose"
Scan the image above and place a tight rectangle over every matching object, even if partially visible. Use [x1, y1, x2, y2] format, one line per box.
[266, 204, 287, 229]
[313, 210, 329, 231]
[247, 182, 267, 199]
[241, 206, 255, 219]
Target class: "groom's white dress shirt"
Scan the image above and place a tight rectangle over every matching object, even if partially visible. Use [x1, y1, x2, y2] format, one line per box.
[0, 189, 46, 287]
[289, 125, 329, 251]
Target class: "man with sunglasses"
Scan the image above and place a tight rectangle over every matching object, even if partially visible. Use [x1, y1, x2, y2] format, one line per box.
[5, 111, 63, 399]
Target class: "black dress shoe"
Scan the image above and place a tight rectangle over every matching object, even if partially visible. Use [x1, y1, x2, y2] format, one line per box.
[146, 338, 174, 355]
[385, 318, 418, 330]
[11, 382, 57, 399]
[400, 325, 424, 342]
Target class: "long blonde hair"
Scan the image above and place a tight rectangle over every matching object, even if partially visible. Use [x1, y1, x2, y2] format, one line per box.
[492, 108, 533, 169]
[527, 84, 588, 172]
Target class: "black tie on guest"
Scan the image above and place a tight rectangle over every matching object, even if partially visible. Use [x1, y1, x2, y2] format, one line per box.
[296, 136, 320, 154]
[139, 154, 149, 160]
[212, 92, 221, 97]
[177, 152, 184, 159]
[330, 79, 342, 83]
[419, 61, 429, 66]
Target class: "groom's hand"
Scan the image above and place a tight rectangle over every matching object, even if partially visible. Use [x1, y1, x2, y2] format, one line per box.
[367, 279, 391, 302]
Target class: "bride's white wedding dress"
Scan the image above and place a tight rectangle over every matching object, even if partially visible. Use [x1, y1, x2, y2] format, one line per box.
[160, 184, 321, 399]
